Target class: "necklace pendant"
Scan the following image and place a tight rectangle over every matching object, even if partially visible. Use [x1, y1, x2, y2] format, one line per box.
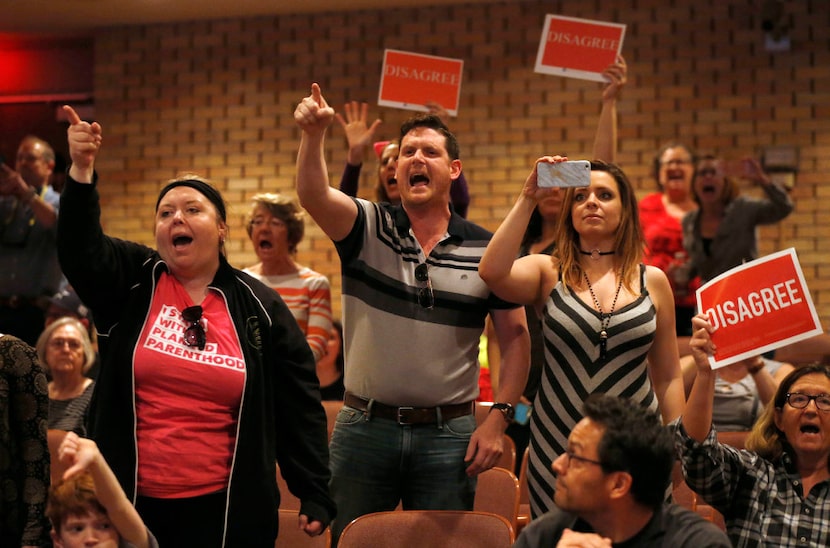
[599, 330, 608, 358]
[590, 248, 600, 260]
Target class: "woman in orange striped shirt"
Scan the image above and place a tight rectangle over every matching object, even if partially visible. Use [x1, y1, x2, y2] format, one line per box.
[244, 193, 333, 362]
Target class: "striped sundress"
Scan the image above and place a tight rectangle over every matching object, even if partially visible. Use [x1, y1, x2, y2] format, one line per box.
[528, 264, 658, 517]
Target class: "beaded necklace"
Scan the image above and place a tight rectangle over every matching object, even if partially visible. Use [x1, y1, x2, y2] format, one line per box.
[583, 271, 623, 359]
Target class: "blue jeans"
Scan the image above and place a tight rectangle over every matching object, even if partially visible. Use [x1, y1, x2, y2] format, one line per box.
[329, 405, 477, 545]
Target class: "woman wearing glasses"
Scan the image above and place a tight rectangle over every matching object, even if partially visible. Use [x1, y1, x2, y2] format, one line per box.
[681, 154, 792, 285]
[638, 143, 700, 343]
[479, 157, 685, 518]
[678, 313, 830, 547]
[56, 106, 335, 547]
[36, 316, 95, 436]
[243, 193, 332, 363]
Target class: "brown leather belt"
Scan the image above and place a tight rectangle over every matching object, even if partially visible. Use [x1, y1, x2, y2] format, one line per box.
[344, 391, 474, 425]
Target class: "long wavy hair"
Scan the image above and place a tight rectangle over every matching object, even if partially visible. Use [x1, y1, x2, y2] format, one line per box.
[553, 160, 644, 294]
[746, 362, 830, 463]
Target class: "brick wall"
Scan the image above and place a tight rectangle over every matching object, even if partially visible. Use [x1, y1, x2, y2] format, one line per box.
[91, 0, 829, 324]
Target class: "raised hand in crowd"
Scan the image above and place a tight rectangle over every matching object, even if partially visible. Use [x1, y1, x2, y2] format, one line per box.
[335, 100, 383, 166]
[63, 105, 103, 183]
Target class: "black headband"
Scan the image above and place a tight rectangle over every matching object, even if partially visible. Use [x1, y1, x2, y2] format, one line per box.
[155, 179, 226, 222]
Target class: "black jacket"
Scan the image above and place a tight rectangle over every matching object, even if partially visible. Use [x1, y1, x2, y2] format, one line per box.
[57, 175, 335, 546]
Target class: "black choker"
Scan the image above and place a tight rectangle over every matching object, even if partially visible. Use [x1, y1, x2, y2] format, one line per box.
[579, 249, 615, 260]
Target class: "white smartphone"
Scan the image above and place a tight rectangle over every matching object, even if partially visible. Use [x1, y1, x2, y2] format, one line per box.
[537, 160, 591, 188]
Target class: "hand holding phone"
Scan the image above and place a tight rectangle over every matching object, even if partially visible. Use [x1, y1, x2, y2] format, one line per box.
[513, 402, 532, 425]
[537, 160, 591, 188]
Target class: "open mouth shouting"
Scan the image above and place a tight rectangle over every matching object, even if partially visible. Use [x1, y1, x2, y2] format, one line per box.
[172, 234, 194, 249]
[409, 173, 429, 187]
[665, 169, 687, 186]
[257, 237, 274, 251]
[800, 422, 821, 436]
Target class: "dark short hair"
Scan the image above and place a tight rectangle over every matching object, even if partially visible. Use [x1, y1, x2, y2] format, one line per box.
[399, 113, 460, 160]
[155, 176, 227, 223]
[583, 394, 673, 509]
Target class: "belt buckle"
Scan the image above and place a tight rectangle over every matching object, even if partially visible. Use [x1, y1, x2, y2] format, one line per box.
[396, 406, 415, 425]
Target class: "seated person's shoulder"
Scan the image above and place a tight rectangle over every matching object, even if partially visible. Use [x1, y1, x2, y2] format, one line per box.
[514, 508, 577, 548]
[661, 503, 731, 547]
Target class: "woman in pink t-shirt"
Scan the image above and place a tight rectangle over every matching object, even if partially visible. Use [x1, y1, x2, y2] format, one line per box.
[58, 106, 334, 548]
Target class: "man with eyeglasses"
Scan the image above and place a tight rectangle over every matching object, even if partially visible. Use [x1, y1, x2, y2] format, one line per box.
[515, 394, 730, 547]
[0, 135, 62, 345]
[295, 84, 530, 545]
[678, 313, 830, 547]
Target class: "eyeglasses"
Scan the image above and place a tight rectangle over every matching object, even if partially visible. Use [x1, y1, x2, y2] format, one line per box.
[49, 338, 83, 351]
[182, 305, 206, 351]
[660, 159, 692, 168]
[250, 217, 286, 229]
[16, 152, 45, 163]
[562, 449, 605, 469]
[414, 263, 434, 310]
[785, 392, 830, 412]
[697, 168, 719, 177]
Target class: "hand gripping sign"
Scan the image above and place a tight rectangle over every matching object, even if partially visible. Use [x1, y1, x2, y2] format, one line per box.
[696, 248, 823, 369]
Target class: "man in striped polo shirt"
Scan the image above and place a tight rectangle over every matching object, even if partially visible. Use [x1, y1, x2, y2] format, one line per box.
[294, 84, 530, 545]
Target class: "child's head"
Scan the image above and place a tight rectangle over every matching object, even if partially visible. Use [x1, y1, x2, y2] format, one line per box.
[47, 471, 121, 547]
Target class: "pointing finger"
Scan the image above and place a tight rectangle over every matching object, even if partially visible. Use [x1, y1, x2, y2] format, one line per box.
[311, 83, 323, 105]
[63, 105, 82, 125]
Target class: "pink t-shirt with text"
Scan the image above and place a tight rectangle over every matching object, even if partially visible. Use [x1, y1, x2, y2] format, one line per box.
[134, 273, 245, 498]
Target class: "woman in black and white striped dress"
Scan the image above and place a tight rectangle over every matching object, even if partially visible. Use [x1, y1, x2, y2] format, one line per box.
[480, 157, 686, 517]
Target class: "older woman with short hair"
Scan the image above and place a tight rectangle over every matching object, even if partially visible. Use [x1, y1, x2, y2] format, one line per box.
[244, 192, 332, 362]
[36, 316, 95, 435]
[678, 313, 830, 547]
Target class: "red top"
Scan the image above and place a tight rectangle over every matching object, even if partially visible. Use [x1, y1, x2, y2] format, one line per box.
[638, 192, 699, 308]
[134, 273, 245, 498]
